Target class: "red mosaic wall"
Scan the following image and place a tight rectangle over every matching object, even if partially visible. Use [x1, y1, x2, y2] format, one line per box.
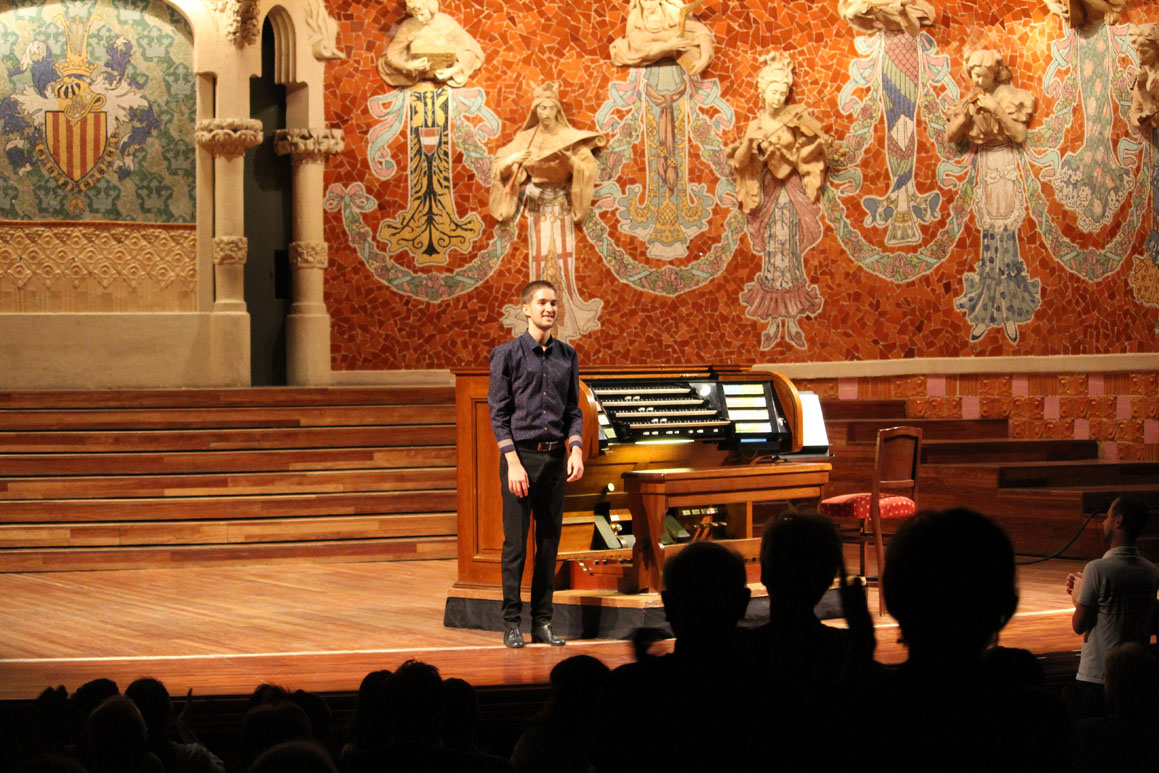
[795, 372, 1159, 461]
[324, 1, 1159, 371]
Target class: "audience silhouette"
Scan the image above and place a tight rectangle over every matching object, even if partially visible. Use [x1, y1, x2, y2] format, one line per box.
[4, 504, 1157, 773]
[876, 508, 1073, 771]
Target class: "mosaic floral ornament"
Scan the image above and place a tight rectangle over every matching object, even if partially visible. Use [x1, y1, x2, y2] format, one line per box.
[589, 61, 742, 294]
[1022, 16, 1148, 283]
[489, 83, 606, 344]
[354, 0, 497, 279]
[1029, 14, 1135, 238]
[826, 17, 968, 282]
[326, 181, 517, 301]
[834, 1, 945, 247]
[0, 2, 189, 220]
[340, 82, 505, 300]
[1134, 127, 1159, 334]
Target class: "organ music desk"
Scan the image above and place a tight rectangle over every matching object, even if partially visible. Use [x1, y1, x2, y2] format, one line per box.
[447, 365, 831, 630]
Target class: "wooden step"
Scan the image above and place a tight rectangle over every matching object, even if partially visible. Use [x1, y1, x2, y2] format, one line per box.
[0, 387, 455, 409]
[0, 467, 455, 500]
[0, 404, 455, 431]
[997, 460, 1159, 489]
[0, 425, 456, 453]
[0, 513, 456, 548]
[826, 418, 1008, 444]
[819, 399, 908, 420]
[0, 490, 457, 523]
[920, 439, 1099, 465]
[0, 446, 456, 476]
[0, 536, 458, 572]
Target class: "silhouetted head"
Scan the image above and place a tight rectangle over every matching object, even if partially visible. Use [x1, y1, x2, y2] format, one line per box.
[86, 696, 148, 773]
[544, 655, 610, 722]
[249, 740, 336, 773]
[440, 678, 478, 751]
[661, 541, 751, 645]
[882, 509, 1018, 659]
[241, 701, 311, 764]
[352, 669, 392, 747]
[760, 511, 842, 609]
[289, 690, 332, 746]
[1104, 643, 1159, 717]
[125, 678, 172, 737]
[247, 684, 291, 710]
[385, 660, 443, 745]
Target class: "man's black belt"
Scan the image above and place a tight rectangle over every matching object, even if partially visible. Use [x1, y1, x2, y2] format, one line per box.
[516, 439, 565, 452]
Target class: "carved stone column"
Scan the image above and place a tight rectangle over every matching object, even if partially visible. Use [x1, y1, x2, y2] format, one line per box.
[275, 128, 344, 385]
[196, 118, 263, 312]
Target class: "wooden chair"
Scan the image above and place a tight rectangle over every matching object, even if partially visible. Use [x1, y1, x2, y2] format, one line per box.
[819, 426, 922, 615]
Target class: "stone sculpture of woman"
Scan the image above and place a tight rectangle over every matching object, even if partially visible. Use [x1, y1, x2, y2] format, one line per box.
[1130, 24, 1159, 131]
[1045, 0, 1125, 27]
[947, 50, 1040, 344]
[490, 83, 607, 342]
[727, 53, 831, 350]
[377, 0, 484, 88]
[838, 0, 936, 36]
[609, 0, 714, 76]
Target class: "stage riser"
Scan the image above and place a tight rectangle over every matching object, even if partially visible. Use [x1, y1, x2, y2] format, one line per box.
[0, 388, 456, 572]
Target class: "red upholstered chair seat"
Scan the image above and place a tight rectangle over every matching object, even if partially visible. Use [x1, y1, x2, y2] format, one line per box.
[819, 492, 917, 520]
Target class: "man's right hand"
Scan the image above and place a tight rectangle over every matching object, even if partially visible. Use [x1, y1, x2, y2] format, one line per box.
[507, 460, 529, 498]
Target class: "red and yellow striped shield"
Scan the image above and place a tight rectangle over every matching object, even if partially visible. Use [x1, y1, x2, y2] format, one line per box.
[44, 110, 108, 182]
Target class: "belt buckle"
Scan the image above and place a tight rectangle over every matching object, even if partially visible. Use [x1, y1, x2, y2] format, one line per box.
[538, 440, 558, 451]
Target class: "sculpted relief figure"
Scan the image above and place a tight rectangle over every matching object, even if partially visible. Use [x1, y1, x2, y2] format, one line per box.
[1130, 24, 1159, 131]
[609, 0, 714, 76]
[489, 83, 606, 223]
[946, 50, 1041, 344]
[946, 50, 1035, 147]
[491, 83, 607, 342]
[1045, 0, 1125, 27]
[727, 53, 832, 350]
[377, 0, 483, 88]
[837, 0, 936, 36]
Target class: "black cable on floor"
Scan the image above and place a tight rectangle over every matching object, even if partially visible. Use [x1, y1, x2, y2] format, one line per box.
[1016, 511, 1099, 565]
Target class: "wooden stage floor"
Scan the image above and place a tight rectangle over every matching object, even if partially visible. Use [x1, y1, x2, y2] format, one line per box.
[0, 552, 1086, 700]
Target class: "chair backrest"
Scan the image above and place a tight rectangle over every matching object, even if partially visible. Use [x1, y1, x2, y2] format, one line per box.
[872, 426, 922, 502]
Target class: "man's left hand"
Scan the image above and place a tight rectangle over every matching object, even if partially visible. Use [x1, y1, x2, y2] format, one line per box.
[566, 447, 584, 482]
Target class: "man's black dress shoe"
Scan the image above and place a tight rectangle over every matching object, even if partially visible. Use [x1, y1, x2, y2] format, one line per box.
[504, 627, 525, 648]
[530, 622, 566, 646]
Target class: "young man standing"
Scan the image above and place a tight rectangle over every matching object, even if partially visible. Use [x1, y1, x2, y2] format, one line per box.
[488, 281, 585, 648]
[1066, 495, 1159, 717]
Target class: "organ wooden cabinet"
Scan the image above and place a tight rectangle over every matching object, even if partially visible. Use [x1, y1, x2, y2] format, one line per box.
[452, 365, 831, 593]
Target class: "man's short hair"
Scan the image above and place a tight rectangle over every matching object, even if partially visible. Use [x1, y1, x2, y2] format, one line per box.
[760, 510, 841, 607]
[1112, 495, 1151, 542]
[520, 280, 556, 306]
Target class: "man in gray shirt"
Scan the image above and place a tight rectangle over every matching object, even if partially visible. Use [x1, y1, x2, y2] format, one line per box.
[1066, 495, 1159, 717]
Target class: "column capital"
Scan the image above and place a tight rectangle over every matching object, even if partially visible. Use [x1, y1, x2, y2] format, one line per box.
[195, 118, 264, 159]
[274, 128, 345, 165]
[290, 241, 329, 269]
[213, 236, 248, 265]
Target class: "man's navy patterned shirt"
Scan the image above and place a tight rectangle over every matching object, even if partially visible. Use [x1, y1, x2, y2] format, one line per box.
[488, 332, 583, 453]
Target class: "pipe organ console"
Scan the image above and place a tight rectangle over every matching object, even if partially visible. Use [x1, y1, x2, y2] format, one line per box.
[452, 365, 831, 594]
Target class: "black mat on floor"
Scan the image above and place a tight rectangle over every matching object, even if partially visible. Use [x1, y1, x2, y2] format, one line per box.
[444, 587, 843, 641]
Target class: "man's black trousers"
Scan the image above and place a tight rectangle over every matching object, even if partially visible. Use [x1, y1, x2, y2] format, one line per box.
[499, 446, 566, 627]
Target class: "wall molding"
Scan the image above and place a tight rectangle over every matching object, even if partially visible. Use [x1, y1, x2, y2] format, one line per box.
[757, 354, 1159, 379]
[329, 354, 1158, 386]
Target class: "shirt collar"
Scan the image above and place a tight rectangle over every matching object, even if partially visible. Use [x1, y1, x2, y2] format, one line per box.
[519, 330, 553, 354]
[1103, 545, 1140, 558]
